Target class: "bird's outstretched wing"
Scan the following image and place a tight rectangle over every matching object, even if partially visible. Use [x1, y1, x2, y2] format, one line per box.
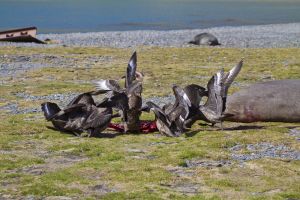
[204, 74, 223, 117]
[83, 107, 112, 130]
[125, 51, 137, 88]
[67, 92, 95, 106]
[94, 79, 121, 92]
[222, 60, 243, 96]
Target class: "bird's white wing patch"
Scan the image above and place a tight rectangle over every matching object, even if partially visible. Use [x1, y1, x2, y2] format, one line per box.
[95, 80, 111, 90]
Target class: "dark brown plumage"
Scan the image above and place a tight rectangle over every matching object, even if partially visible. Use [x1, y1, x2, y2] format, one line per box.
[94, 51, 144, 133]
[145, 85, 190, 137]
[41, 92, 117, 137]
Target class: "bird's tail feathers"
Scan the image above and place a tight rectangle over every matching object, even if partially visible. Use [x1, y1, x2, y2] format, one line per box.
[41, 102, 61, 120]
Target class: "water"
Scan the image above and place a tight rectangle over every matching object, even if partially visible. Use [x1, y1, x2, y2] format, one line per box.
[1, 0, 300, 33]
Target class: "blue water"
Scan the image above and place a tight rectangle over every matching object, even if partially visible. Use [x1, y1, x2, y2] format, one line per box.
[1, 0, 300, 33]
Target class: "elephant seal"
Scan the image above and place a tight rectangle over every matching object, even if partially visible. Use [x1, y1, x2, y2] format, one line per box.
[224, 79, 300, 123]
[189, 33, 220, 46]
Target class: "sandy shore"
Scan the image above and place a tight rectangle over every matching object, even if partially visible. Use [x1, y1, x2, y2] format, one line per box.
[0, 23, 300, 48]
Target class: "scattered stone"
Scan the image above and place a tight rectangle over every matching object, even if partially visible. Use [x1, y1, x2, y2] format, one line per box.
[9, 155, 88, 176]
[130, 155, 158, 160]
[45, 196, 75, 200]
[148, 141, 177, 146]
[0, 194, 13, 200]
[0, 103, 18, 113]
[21, 165, 46, 175]
[0, 54, 112, 77]
[185, 159, 231, 168]
[89, 184, 117, 195]
[230, 143, 300, 161]
[289, 128, 300, 141]
[0, 93, 83, 115]
[263, 188, 282, 195]
[15, 92, 79, 102]
[172, 183, 199, 194]
[24, 115, 44, 121]
[145, 155, 158, 160]
[0, 102, 40, 115]
[126, 149, 146, 153]
[0, 150, 14, 155]
[161, 182, 200, 194]
[168, 167, 196, 177]
[23, 195, 37, 200]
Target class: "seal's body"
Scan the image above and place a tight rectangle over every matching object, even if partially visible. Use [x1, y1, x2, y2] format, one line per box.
[224, 80, 300, 123]
[189, 33, 220, 46]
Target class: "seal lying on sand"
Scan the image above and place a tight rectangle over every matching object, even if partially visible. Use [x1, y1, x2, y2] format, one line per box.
[224, 79, 300, 123]
[189, 33, 220, 46]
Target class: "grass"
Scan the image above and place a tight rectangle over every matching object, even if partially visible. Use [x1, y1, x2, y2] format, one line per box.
[0, 46, 299, 199]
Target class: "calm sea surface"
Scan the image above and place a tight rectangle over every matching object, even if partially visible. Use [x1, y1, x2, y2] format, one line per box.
[1, 0, 300, 33]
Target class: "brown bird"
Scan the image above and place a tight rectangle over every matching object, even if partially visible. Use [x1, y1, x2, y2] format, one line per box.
[94, 51, 144, 133]
[41, 92, 118, 137]
[180, 84, 208, 128]
[182, 60, 243, 129]
[145, 85, 190, 137]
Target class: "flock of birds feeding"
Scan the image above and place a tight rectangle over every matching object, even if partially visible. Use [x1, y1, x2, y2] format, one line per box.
[41, 52, 243, 137]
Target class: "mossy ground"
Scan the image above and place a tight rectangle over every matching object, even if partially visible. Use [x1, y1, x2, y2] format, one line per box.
[0, 46, 299, 199]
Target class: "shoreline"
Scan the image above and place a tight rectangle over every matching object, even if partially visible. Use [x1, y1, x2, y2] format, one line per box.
[0, 23, 300, 48]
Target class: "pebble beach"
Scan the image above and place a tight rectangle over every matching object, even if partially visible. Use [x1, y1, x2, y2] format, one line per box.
[1, 23, 300, 48]
[1, 22, 300, 199]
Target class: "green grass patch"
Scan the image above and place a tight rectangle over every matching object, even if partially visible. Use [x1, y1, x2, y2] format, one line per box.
[0, 46, 299, 199]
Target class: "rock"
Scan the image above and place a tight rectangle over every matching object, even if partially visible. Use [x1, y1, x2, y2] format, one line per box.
[185, 159, 231, 168]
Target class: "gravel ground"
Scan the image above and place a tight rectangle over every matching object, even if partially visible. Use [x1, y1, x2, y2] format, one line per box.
[0, 23, 299, 48]
[0, 92, 80, 115]
[289, 128, 300, 141]
[230, 143, 300, 161]
[0, 54, 112, 77]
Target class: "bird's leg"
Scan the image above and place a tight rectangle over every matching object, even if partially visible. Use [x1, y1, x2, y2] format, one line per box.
[87, 129, 94, 137]
[73, 131, 82, 137]
[220, 121, 224, 131]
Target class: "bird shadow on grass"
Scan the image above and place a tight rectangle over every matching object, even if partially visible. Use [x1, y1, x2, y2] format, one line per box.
[185, 130, 202, 137]
[223, 125, 265, 131]
[202, 125, 265, 131]
[91, 131, 159, 138]
[285, 125, 300, 129]
[184, 124, 265, 135]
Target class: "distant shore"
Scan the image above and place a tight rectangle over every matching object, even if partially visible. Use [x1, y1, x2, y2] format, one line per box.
[1, 23, 300, 48]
